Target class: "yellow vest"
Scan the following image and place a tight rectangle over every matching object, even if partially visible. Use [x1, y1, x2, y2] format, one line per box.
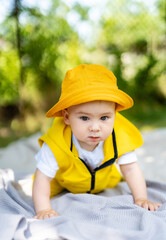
[37, 112, 143, 197]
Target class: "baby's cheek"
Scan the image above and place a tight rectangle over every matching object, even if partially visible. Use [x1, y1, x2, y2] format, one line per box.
[103, 131, 111, 140]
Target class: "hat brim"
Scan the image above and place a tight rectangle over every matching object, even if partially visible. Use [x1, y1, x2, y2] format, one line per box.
[46, 87, 133, 118]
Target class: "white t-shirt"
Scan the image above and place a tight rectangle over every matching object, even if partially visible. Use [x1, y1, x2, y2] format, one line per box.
[35, 134, 137, 178]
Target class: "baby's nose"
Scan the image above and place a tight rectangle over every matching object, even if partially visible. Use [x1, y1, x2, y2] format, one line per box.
[89, 122, 100, 132]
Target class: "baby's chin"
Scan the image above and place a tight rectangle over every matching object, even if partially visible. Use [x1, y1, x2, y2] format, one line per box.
[78, 141, 99, 151]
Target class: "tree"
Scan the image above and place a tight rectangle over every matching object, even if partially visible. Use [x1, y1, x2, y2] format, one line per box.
[0, 0, 83, 118]
[96, 0, 166, 105]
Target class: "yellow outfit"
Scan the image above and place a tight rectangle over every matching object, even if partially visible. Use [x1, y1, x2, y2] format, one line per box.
[37, 112, 143, 197]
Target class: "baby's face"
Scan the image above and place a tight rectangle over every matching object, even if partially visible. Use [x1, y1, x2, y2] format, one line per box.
[63, 101, 116, 151]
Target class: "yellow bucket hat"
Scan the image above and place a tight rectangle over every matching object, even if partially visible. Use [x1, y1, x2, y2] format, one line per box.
[46, 64, 133, 118]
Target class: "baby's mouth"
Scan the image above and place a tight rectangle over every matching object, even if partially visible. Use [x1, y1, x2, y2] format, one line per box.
[88, 136, 100, 140]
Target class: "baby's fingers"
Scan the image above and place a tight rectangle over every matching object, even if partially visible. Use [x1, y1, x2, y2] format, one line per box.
[34, 209, 59, 220]
[142, 201, 149, 210]
[148, 202, 162, 211]
[147, 202, 156, 211]
[48, 211, 59, 218]
[135, 200, 162, 211]
[135, 200, 146, 208]
[154, 203, 162, 211]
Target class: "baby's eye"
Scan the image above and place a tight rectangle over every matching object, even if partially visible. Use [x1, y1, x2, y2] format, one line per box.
[80, 116, 89, 121]
[100, 116, 108, 121]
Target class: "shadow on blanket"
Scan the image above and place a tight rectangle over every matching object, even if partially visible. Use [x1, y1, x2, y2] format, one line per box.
[0, 168, 166, 240]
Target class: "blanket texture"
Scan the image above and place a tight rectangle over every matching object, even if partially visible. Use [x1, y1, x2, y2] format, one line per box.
[0, 169, 166, 240]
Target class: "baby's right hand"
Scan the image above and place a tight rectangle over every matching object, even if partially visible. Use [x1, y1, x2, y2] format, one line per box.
[34, 209, 59, 220]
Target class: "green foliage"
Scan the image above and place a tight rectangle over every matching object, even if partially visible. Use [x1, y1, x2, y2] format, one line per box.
[72, 3, 90, 21]
[0, 0, 83, 110]
[0, 0, 165, 145]
[97, 0, 166, 108]
[0, 47, 20, 104]
[132, 54, 158, 100]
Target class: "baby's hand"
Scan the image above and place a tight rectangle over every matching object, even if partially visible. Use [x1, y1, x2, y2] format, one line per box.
[34, 209, 59, 220]
[135, 199, 162, 211]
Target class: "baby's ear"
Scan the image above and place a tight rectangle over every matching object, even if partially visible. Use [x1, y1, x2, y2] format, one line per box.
[62, 109, 70, 125]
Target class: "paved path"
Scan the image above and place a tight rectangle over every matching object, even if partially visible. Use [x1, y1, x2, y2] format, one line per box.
[136, 128, 166, 183]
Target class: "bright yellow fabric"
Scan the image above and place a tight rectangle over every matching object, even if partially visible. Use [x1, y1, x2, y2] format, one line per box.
[46, 64, 133, 117]
[36, 112, 143, 197]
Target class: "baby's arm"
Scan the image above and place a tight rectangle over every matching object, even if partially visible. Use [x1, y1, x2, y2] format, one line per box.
[32, 169, 59, 219]
[120, 162, 162, 211]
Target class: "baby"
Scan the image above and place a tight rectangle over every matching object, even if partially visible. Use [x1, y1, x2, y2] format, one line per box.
[32, 64, 161, 219]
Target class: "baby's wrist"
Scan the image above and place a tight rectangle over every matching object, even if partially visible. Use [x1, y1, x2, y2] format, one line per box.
[134, 197, 148, 202]
[36, 208, 52, 214]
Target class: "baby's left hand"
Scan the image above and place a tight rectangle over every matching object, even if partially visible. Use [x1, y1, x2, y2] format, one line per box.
[135, 199, 162, 211]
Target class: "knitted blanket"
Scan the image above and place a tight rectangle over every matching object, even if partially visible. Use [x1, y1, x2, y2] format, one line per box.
[0, 169, 166, 240]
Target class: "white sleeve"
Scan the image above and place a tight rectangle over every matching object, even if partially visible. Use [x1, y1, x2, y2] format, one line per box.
[117, 150, 137, 165]
[35, 142, 59, 178]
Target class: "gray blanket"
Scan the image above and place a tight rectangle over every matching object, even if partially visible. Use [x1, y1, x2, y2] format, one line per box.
[0, 169, 166, 240]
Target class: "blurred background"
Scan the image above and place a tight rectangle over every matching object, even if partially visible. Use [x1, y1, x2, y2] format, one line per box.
[0, 0, 166, 147]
